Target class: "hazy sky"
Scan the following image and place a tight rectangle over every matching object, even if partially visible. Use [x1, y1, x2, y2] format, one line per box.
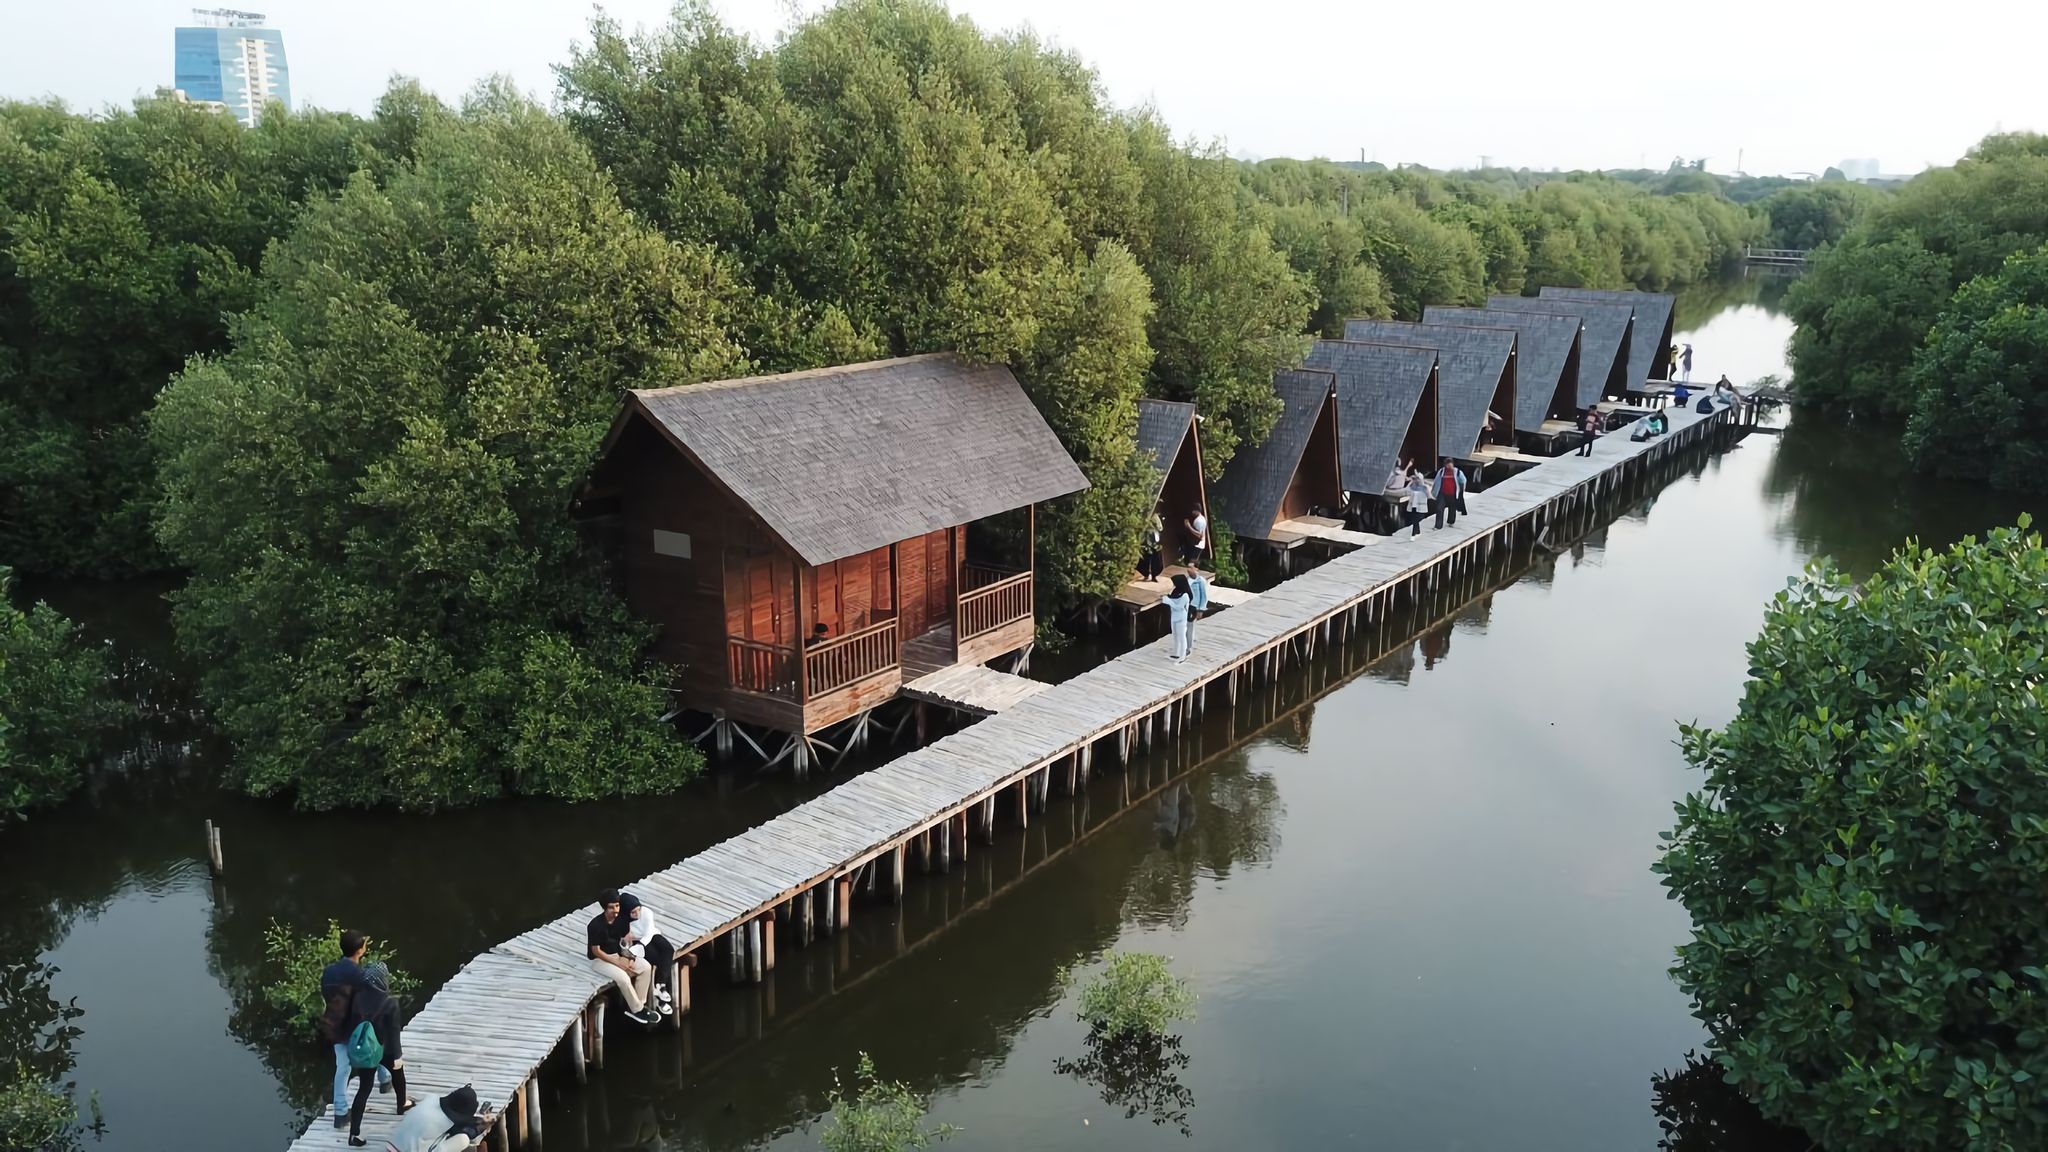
[5, 0, 2043, 175]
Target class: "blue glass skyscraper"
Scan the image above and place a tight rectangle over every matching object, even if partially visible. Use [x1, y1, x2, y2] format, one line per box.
[173, 10, 290, 128]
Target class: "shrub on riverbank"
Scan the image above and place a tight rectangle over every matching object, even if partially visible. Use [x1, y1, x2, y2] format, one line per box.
[1657, 521, 2048, 1151]
[820, 1053, 955, 1152]
[258, 920, 419, 1039]
[1061, 951, 1196, 1042]
[0, 570, 116, 821]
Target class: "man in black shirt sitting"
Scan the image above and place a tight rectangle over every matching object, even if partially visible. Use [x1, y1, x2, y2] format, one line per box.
[586, 890, 660, 1025]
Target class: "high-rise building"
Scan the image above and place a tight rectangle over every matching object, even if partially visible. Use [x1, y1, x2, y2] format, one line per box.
[173, 9, 289, 128]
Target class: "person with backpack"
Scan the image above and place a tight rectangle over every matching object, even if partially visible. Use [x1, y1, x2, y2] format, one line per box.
[1431, 458, 1467, 529]
[344, 962, 414, 1146]
[320, 930, 392, 1127]
[383, 1085, 496, 1152]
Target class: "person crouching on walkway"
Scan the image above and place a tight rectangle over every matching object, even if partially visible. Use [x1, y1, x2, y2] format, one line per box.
[1404, 470, 1430, 535]
[344, 962, 413, 1146]
[383, 1085, 496, 1152]
[1163, 575, 1192, 663]
[619, 892, 677, 1017]
[588, 889, 661, 1026]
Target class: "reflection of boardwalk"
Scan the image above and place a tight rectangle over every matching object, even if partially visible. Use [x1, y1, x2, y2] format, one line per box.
[284, 400, 1739, 1152]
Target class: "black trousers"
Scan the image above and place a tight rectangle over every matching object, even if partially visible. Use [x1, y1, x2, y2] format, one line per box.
[646, 934, 676, 995]
[1404, 508, 1424, 536]
[1138, 550, 1163, 580]
[349, 1061, 408, 1138]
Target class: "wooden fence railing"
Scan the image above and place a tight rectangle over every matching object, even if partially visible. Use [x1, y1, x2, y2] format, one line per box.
[957, 571, 1033, 642]
[963, 562, 1021, 592]
[804, 617, 900, 696]
[728, 636, 797, 698]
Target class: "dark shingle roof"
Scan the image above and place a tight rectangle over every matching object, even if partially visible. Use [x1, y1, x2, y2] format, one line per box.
[1539, 287, 1675, 389]
[1305, 339, 1438, 491]
[1487, 295, 1634, 407]
[1212, 369, 1333, 540]
[1135, 398, 1197, 501]
[1423, 305, 1581, 432]
[621, 353, 1089, 566]
[1342, 318, 1512, 458]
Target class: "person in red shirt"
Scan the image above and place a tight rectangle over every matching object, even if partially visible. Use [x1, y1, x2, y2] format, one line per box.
[1432, 458, 1467, 529]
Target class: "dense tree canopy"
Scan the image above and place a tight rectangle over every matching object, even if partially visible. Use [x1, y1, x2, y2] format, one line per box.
[1903, 247, 2048, 489]
[1757, 181, 1880, 250]
[1788, 133, 2048, 418]
[148, 84, 740, 809]
[1658, 523, 2048, 1151]
[0, 570, 116, 821]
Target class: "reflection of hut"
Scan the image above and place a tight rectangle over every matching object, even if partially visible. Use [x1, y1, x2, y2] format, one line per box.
[1542, 287, 1676, 389]
[584, 353, 1086, 756]
[1212, 369, 1343, 546]
[1487, 295, 1634, 408]
[1134, 398, 1208, 566]
[1344, 318, 1517, 462]
[1304, 339, 1439, 493]
[1423, 305, 1583, 437]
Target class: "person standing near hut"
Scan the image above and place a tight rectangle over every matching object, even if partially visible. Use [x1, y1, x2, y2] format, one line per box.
[344, 962, 414, 1146]
[1681, 343, 1694, 382]
[1138, 513, 1164, 583]
[587, 890, 662, 1026]
[1578, 408, 1601, 457]
[1181, 507, 1208, 566]
[1404, 471, 1430, 536]
[1186, 569, 1211, 652]
[619, 892, 677, 1017]
[1162, 575, 1193, 663]
[1432, 458, 1467, 529]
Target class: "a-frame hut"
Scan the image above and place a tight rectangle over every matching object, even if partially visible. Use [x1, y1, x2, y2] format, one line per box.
[1134, 398, 1208, 564]
[1343, 318, 1516, 460]
[1486, 295, 1634, 409]
[583, 353, 1088, 746]
[1423, 305, 1583, 435]
[1304, 339, 1440, 493]
[1211, 369, 1343, 544]
[1541, 287, 1676, 389]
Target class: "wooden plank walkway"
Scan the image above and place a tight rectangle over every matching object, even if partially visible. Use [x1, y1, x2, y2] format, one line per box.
[1274, 515, 1381, 548]
[900, 663, 1050, 716]
[285, 400, 1738, 1152]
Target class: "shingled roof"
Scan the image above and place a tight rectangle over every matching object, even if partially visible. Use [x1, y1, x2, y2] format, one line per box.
[1423, 305, 1581, 432]
[1342, 318, 1512, 458]
[614, 353, 1089, 566]
[1212, 369, 1334, 540]
[1304, 339, 1438, 490]
[1135, 398, 1198, 502]
[1539, 287, 1676, 389]
[1487, 295, 1634, 408]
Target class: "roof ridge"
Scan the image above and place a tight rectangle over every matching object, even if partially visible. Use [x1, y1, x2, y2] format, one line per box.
[630, 351, 964, 400]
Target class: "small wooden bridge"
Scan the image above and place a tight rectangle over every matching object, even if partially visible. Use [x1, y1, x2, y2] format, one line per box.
[1742, 246, 1811, 268]
[285, 400, 1747, 1152]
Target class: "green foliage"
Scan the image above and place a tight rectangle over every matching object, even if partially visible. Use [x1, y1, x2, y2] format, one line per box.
[1903, 247, 2048, 489]
[1788, 132, 2048, 419]
[1205, 519, 1250, 589]
[1656, 521, 2048, 1151]
[258, 920, 418, 1040]
[0, 1065, 76, 1152]
[1060, 951, 1196, 1042]
[148, 83, 730, 809]
[1758, 182, 1880, 250]
[0, 570, 117, 820]
[819, 1052, 955, 1152]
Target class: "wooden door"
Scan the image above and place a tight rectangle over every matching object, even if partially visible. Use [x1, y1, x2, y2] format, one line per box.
[924, 528, 954, 632]
[724, 552, 790, 645]
[899, 536, 928, 638]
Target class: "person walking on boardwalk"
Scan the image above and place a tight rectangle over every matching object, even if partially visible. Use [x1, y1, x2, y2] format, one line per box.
[1578, 408, 1601, 457]
[1185, 568, 1211, 652]
[588, 890, 662, 1026]
[1404, 470, 1430, 535]
[1432, 458, 1467, 529]
[344, 962, 414, 1146]
[1162, 574, 1192, 663]
[619, 892, 678, 1017]
[1681, 343, 1694, 382]
[1182, 507, 1208, 566]
[383, 1085, 496, 1152]
[320, 930, 392, 1128]
[1138, 513, 1165, 583]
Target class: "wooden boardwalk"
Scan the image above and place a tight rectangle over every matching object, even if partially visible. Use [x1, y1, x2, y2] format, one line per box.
[900, 663, 1050, 716]
[284, 400, 1740, 1152]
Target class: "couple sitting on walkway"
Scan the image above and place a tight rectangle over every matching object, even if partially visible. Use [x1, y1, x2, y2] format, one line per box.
[586, 889, 677, 1026]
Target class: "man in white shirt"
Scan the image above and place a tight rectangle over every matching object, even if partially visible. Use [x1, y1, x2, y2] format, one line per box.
[1182, 508, 1208, 565]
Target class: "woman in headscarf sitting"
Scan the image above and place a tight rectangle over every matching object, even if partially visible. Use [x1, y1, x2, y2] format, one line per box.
[382, 1085, 496, 1152]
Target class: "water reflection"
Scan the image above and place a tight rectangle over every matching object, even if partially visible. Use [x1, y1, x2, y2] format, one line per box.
[1650, 1053, 1811, 1152]
[1053, 1031, 1194, 1137]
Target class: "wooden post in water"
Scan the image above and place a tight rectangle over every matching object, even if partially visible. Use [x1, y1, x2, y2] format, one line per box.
[203, 820, 224, 875]
[747, 919, 764, 983]
[674, 956, 692, 1016]
[510, 1081, 527, 1148]
[835, 877, 852, 931]
[728, 928, 744, 983]
[890, 844, 906, 903]
[798, 885, 815, 945]
[823, 878, 837, 936]
[592, 1001, 606, 1069]
[761, 915, 776, 973]
[526, 1075, 543, 1149]
[570, 1007, 587, 1083]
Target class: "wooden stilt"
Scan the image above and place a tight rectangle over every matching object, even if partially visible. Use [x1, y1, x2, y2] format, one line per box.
[1015, 779, 1029, 828]
[890, 843, 906, 903]
[570, 1007, 587, 1083]
[761, 916, 775, 972]
[592, 998, 606, 1069]
[836, 877, 852, 930]
[798, 884, 815, 946]
[747, 918, 764, 983]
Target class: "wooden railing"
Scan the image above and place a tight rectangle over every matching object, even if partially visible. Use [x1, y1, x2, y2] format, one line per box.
[963, 562, 1021, 592]
[957, 570, 1033, 641]
[728, 636, 797, 698]
[804, 617, 900, 696]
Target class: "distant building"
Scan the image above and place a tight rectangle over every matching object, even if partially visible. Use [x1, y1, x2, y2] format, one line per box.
[173, 9, 289, 128]
[1838, 158, 1881, 182]
[154, 86, 231, 117]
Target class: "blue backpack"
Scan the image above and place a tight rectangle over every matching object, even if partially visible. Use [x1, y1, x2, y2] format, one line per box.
[347, 1019, 383, 1070]
[1695, 396, 1713, 414]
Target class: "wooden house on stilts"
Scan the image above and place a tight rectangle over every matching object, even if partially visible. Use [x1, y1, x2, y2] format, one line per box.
[1304, 338, 1440, 513]
[1342, 318, 1517, 472]
[1423, 305, 1584, 450]
[1487, 295, 1634, 411]
[581, 353, 1088, 772]
[1211, 368, 1344, 555]
[1541, 287, 1676, 391]
[1133, 398, 1209, 567]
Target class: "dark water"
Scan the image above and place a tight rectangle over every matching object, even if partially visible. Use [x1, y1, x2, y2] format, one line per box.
[6, 292, 2045, 1151]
